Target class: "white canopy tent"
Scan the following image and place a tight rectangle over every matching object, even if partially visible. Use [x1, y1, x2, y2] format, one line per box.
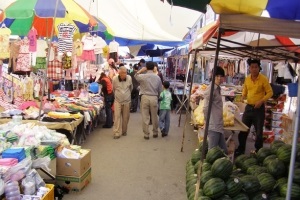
[75, 0, 201, 43]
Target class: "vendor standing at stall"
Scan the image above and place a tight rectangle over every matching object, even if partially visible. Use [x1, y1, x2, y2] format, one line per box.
[112, 66, 133, 139]
[203, 66, 228, 154]
[235, 59, 273, 156]
[99, 73, 114, 128]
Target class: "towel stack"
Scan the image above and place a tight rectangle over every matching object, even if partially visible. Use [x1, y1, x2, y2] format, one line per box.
[2, 148, 26, 162]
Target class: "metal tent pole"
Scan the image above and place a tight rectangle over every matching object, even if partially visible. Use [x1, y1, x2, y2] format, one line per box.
[178, 52, 191, 127]
[180, 50, 198, 152]
[38, 0, 60, 120]
[194, 29, 222, 200]
[286, 74, 300, 199]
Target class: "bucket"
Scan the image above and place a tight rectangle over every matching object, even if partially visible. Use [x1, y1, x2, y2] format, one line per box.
[287, 83, 298, 97]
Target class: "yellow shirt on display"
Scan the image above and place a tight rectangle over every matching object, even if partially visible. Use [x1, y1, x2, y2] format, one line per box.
[242, 73, 273, 105]
[0, 27, 11, 59]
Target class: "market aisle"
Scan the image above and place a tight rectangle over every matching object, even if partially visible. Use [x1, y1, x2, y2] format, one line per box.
[63, 112, 198, 200]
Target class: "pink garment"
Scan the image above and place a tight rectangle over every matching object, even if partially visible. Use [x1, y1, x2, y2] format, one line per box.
[28, 28, 38, 52]
[0, 158, 18, 166]
[18, 101, 38, 110]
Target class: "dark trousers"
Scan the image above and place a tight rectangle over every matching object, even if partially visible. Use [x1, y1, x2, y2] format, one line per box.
[130, 89, 139, 112]
[237, 104, 265, 153]
[104, 94, 114, 127]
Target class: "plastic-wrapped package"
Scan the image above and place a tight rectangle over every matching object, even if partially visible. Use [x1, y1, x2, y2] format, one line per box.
[3, 157, 32, 183]
[0, 179, 4, 195]
[22, 176, 36, 195]
[32, 156, 51, 172]
[5, 181, 21, 200]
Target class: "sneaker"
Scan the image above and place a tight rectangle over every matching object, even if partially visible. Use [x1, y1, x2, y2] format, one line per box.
[153, 134, 158, 138]
[102, 124, 112, 128]
[122, 133, 127, 136]
[113, 136, 120, 139]
[162, 133, 168, 137]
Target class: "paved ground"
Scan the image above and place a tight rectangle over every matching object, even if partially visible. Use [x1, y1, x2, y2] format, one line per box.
[61, 111, 198, 200]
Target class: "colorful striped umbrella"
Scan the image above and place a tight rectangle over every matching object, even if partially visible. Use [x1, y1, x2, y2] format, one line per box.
[0, 0, 97, 36]
[164, 0, 300, 21]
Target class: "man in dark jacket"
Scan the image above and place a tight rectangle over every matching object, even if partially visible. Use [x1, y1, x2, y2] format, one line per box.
[129, 64, 139, 112]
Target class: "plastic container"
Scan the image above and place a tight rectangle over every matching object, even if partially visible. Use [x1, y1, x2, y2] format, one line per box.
[287, 83, 298, 97]
[41, 184, 54, 200]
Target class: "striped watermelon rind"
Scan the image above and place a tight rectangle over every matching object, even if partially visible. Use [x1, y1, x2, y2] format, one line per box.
[241, 157, 258, 172]
[203, 178, 226, 199]
[225, 177, 243, 197]
[206, 146, 225, 164]
[240, 175, 261, 194]
[267, 159, 286, 178]
[232, 192, 249, 200]
[256, 147, 273, 164]
[211, 158, 233, 180]
[279, 183, 300, 199]
[263, 154, 277, 167]
[276, 144, 292, 163]
[257, 173, 276, 192]
[200, 171, 213, 189]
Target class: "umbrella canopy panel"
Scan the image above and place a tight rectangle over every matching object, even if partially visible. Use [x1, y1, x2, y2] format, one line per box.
[1, 0, 97, 36]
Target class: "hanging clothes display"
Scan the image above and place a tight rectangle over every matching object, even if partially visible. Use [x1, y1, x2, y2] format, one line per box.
[94, 35, 107, 65]
[9, 39, 21, 73]
[16, 37, 31, 72]
[81, 33, 96, 61]
[47, 59, 63, 80]
[57, 23, 76, 54]
[35, 38, 48, 70]
[108, 40, 119, 62]
[28, 27, 38, 66]
[0, 25, 11, 59]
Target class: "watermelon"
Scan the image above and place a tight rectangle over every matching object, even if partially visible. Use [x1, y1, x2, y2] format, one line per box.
[257, 173, 276, 192]
[240, 175, 261, 194]
[277, 144, 292, 163]
[186, 159, 193, 169]
[268, 191, 280, 199]
[225, 177, 243, 197]
[235, 154, 249, 169]
[199, 142, 208, 154]
[206, 146, 225, 164]
[271, 141, 285, 154]
[198, 196, 211, 200]
[279, 183, 300, 199]
[271, 198, 285, 200]
[267, 159, 286, 178]
[203, 178, 226, 199]
[186, 174, 198, 191]
[211, 158, 233, 180]
[263, 154, 277, 167]
[187, 184, 197, 199]
[241, 158, 258, 172]
[187, 167, 196, 177]
[246, 165, 261, 175]
[232, 193, 249, 200]
[215, 195, 232, 200]
[293, 168, 300, 184]
[192, 149, 202, 165]
[202, 162, 212, 172]
[253, 166, 268, 176]
[257, 147, 273, 163]
[200, 171, 213, 189]
[276, 177, 288, 188]
[251, 192, 268, 200]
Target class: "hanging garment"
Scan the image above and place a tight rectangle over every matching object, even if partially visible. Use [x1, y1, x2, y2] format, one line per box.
[36, 39, 48, 58]
[47, 59, 63, 80]
[94, 36, 107, 54]
[10, 40, 21, 72]
[109, 40, 119, 53]
[57, 23, 76, 54]
[16, 38, 31, 72]
[73, 40, 83, 57]
[0, 27, 11, 59]
[62, 53, 72, 69]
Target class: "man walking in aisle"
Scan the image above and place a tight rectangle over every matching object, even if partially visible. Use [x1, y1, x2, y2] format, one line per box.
[235, 59, 273, 156]
[130, 64, 139, 113]
[135, 61, 162, 140]
[99, 73, 114, 128]
[112, 66, 133, 139]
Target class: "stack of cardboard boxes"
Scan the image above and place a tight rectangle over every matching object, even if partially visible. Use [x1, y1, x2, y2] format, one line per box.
[55, 149, 91, 192]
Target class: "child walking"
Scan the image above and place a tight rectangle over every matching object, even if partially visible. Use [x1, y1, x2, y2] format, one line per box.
[159, 81, 172, 137]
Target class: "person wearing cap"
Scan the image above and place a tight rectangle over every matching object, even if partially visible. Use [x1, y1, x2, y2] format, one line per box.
[135, 61, 162, 140]
[203, 66, 228, 154]
[235, 59, 273, 156]
[112, 66, 133, 139]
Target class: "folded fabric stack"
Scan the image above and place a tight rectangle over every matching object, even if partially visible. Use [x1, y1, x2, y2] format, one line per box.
[0, 158, 18, 167]
[36, 145, 56, 160]
[2, 148, 26, 162]
[5, 131, 19, 143]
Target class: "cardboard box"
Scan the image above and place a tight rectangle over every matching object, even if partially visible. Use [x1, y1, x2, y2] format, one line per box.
[56, 149, 91, 177]
[56, 168, 91, 192]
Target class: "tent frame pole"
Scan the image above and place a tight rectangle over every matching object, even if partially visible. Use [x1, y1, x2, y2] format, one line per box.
[194, 28, 223, 200]
[286, 73, 300, 199]
[178, 52, 191, 127]
[180, 49, 198, 152]
[38, 0, 60, 120]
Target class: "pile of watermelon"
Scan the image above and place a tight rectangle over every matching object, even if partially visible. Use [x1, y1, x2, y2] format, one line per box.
[186, 140, 300, 200]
